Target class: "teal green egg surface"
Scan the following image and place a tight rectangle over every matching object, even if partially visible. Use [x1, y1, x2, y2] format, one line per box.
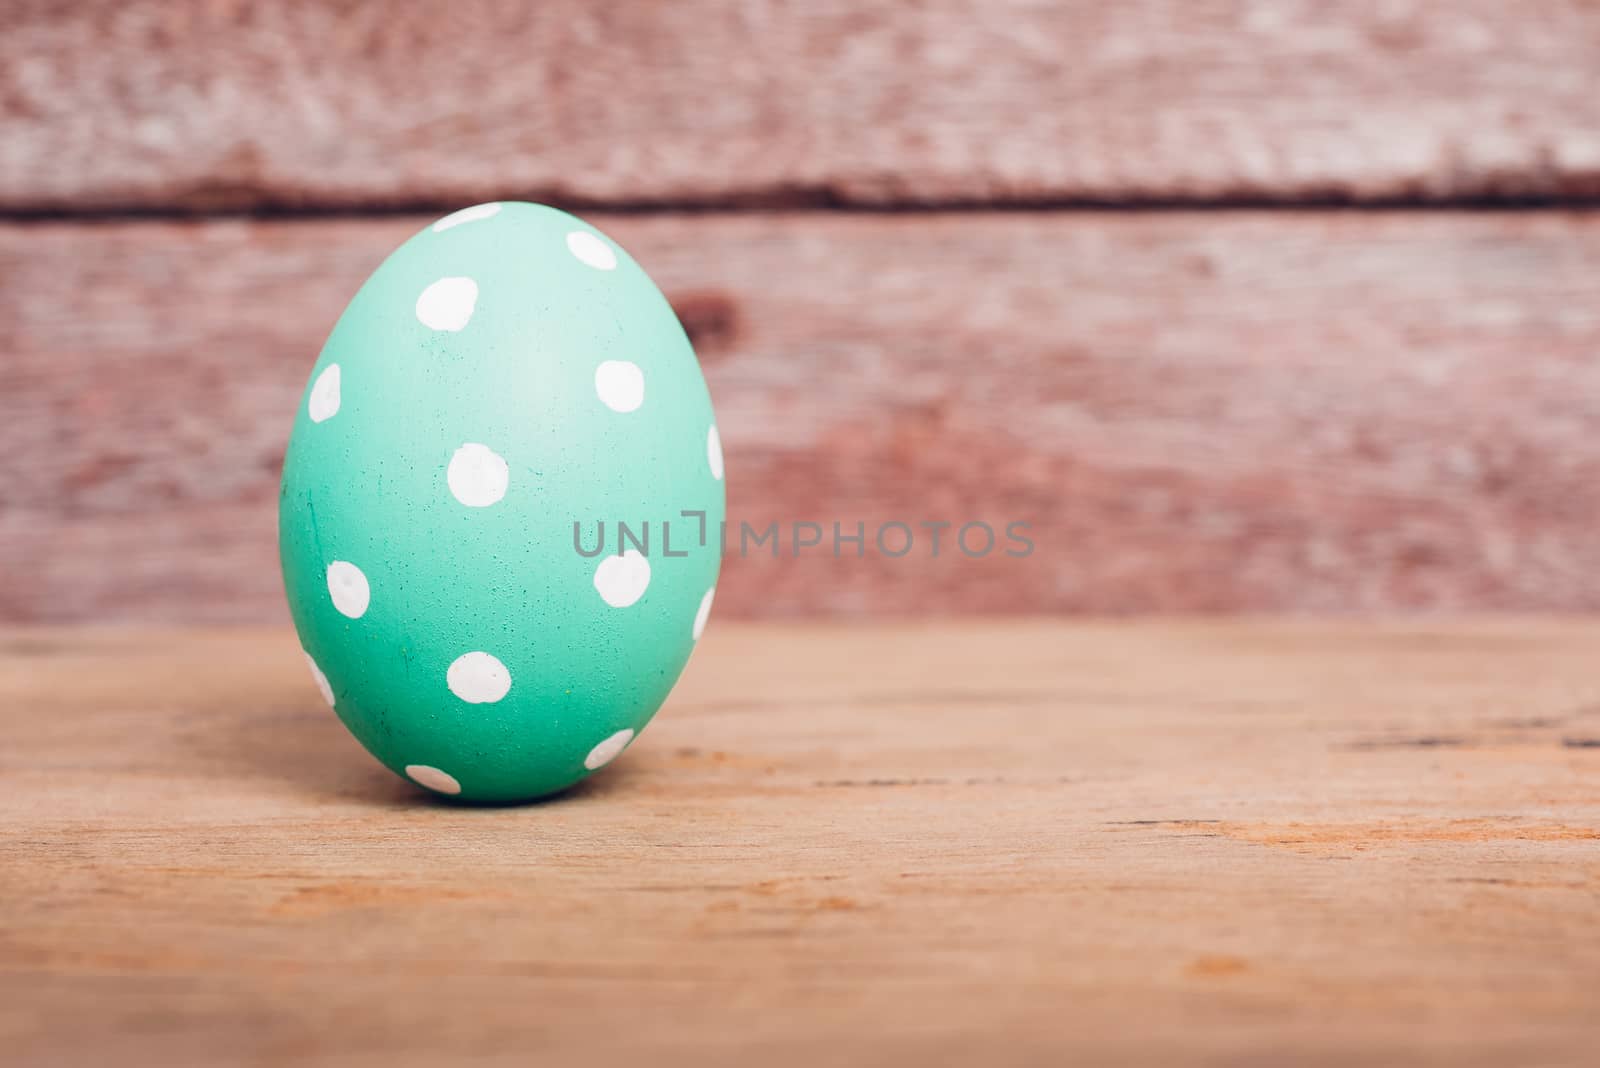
[278, 203, 724, 803]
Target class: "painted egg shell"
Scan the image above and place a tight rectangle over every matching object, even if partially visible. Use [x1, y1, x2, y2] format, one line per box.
[278, 203, 724, 803]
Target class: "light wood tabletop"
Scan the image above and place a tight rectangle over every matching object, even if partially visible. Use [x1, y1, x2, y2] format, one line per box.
[2, 622, 1597, 1066]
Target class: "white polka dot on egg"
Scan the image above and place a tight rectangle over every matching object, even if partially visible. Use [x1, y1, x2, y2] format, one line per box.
[308, 364, 341, 423]
[415, 276, 478, 331]
[431, 203, 501, 232]
[693, 587, 715, 641]
[447, 442, 509, 507]
[303, 651, 335, 707]
[326, 561, 371, 618]
[566, 231, 617, 271]
[594, 360, 645, 413]
[594, 550, 651, 608]
[584, 729, 635, 770]
[406, 764, 462, 795]
[707, 425, 724, 481]
[447, 651, 512, 704]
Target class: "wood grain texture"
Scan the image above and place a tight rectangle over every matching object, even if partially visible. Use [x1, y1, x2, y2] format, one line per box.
[1, 622, 1597, 1066]
[7, 211, 1600, 621]
[5, 0, 1600, 212]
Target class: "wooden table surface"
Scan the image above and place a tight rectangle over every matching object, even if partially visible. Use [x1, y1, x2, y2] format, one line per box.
[2, 622, 1597, 1066]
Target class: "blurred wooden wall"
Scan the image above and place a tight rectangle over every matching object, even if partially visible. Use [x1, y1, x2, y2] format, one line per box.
[4, 0, 1600, 622]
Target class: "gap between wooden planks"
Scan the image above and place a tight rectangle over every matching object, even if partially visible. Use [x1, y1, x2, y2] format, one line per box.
[0, 621, 1596, 1066]
[6, 212, 1600, 620]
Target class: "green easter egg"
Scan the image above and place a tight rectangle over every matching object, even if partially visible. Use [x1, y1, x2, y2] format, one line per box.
[278, 203, 724, 802]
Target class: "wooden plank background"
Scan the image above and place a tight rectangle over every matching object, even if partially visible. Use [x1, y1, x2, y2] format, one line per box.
[8, 213, 1600, 621]
[5, 1, 1600, 621]
[5, 0, 1600, 209]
